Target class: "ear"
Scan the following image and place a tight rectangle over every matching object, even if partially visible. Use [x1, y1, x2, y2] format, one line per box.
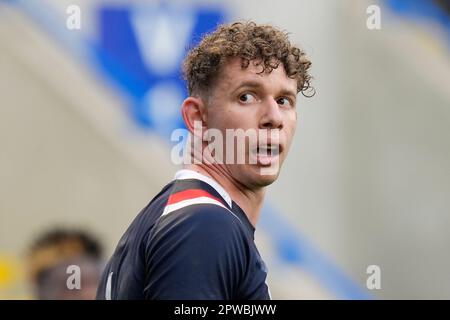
[181, 96, 208, 135]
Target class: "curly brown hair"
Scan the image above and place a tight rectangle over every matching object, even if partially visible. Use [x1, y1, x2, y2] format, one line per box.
[183, 21, 314, 99]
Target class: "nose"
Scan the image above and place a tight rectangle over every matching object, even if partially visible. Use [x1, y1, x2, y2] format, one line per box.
[259, 98, 283, 130]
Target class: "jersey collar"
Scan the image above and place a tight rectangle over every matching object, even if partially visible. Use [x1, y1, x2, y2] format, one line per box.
[174, 169, 233, 208]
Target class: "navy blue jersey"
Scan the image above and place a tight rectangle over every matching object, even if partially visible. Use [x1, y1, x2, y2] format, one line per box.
[97, 170, 271, 300]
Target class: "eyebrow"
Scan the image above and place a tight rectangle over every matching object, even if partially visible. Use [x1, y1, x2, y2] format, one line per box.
[231, 80, 297, 99]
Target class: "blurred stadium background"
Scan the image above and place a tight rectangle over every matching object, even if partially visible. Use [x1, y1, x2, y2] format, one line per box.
[0, 0, 449, 299]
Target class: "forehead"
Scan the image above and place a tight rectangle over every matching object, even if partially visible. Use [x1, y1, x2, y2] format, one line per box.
[215, 57, 297, 94]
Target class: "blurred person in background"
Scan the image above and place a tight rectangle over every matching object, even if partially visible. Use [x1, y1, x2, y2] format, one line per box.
[27, 228, 104, 300]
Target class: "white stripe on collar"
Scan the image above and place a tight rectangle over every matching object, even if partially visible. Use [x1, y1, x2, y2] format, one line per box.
[174, 169, 232, 208]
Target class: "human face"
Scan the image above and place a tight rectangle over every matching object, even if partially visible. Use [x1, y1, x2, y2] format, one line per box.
[204, 57, 298, 189]
[36, 258, 101, 300]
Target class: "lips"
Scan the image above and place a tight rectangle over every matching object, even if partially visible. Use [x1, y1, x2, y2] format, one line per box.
[251, 143, 282, 166]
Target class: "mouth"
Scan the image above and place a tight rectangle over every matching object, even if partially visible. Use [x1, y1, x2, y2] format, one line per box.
[251, 143, 283, 166]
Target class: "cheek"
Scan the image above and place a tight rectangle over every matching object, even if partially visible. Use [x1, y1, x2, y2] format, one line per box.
[286, 111, 297, 134]
[211, 107, 251, 130]
[208, 112, 231, 132]
[207, 102, 235, 127]
[284, 113, 297, 147]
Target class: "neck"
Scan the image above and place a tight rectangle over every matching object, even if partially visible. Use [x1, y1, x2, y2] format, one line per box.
[184, 164, 266, 227]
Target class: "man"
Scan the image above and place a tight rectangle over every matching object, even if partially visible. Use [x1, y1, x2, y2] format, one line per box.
[28, 228, 103, 300]
[97, 21, 313, 300]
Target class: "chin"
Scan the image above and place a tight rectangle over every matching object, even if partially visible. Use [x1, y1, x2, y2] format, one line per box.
[245, 165, 280, 188]
[256, 175, 278, 187]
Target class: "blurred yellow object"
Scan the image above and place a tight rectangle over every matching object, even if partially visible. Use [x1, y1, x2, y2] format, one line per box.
[0, 254, 20, 288]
